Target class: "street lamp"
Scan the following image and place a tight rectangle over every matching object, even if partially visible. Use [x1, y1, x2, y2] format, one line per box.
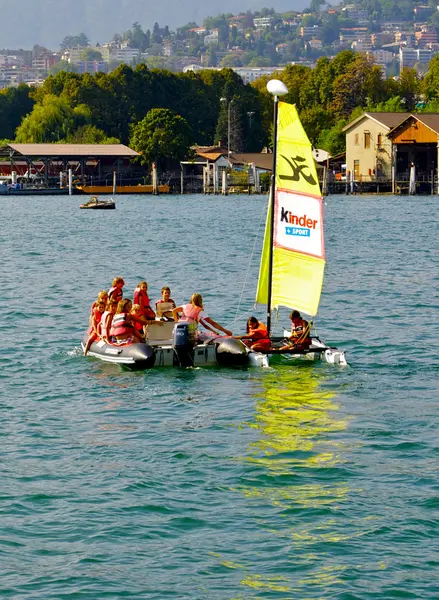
[247, 111, 255, 128]
[266, 79, 288, 337]
[220, 97, 234, 156]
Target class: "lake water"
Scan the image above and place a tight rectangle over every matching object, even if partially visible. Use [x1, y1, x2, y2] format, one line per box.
[2, 193, 438, 599]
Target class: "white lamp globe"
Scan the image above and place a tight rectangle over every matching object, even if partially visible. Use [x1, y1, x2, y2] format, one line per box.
[266, 79, 288, 96]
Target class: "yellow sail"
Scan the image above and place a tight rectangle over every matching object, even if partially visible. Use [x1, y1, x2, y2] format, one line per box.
[256, 101, 325, 316]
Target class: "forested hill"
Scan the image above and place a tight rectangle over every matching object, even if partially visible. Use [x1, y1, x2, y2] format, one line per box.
[1, 0, 306, 48]
[355, 0, 427, 20]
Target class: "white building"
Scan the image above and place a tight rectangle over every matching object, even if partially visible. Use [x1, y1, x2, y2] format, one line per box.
[399, 47, 432, 69]
[309, 39, 323, 50]
[352, 38, 372, 52]
[109, 47, 140, 63]
[370, 49, 394, 65]
[341, 4, 369, 23]
[253, 17, 272, 29]
[183, 64, 279, 83]
[204, 30, 219, 45]
[233, 66, 280, 83]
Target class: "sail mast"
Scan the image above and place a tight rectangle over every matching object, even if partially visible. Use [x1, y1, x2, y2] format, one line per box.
[266, 79, 289, 338]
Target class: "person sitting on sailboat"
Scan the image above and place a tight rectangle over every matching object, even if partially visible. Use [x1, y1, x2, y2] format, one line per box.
[234, 316, 271, 351]
[172, 293, 232, 340]
[281, 310, 312, 350]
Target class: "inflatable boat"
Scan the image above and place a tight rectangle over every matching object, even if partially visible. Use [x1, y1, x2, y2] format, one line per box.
[81, 321, 268, 370]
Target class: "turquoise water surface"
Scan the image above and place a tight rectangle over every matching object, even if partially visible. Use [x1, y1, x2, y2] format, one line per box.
[2, 193, 438, 599]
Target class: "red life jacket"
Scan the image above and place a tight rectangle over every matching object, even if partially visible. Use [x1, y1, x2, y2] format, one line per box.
[291, 319, 311, 344]
[134, 287, 155, 319]
[134, 321, 143, 332]
[93, 307, 103, 325]
[109, 313, 135, 337]
[108, 286, 123, 304]
[155, 299, 176, 315]
[100, 310, 113, 338]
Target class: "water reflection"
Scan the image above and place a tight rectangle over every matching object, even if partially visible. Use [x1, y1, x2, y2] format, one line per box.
[245, 365, 346, 472]
[236, 364, 350, 595]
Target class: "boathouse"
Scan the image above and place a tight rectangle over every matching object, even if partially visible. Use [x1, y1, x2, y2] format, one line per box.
[0, 143, 140, 187]
[387, 114, 439, 192]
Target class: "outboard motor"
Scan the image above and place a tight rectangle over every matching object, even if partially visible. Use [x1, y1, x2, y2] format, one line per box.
[172, 322, 197, 367]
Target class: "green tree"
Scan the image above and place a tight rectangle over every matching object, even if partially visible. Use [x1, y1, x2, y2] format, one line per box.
[331, 54, 385, 118]
[60, 33, 89, 49]
[299, 105, 332, 146]
[422, 55, 439, 101]
[317, 119, 348, 155]
[220, 54, 243, 67]
[369, 96, 407, 112]
[128, 22, 149, 51]
[152, 22, 162, 44]
[66, 124, 120, 143]
[130, 108, 194, 168]
[0, 85, 34, 140]
[79, 48, 103, 61]
[398, 67, 420, 110]
[48, 60, 76, 75]
[310, 0, 326, 11]
[15, 95, 90, 142]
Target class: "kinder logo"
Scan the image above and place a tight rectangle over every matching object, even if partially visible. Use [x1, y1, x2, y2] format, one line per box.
[280, 207, 318, 237]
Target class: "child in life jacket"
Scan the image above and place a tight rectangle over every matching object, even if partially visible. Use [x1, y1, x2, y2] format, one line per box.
[89, 290, 109, 325]
[280, 310, 312, 350]
[235, 316, 271, 351]
[130, 304, 149, 340]
[100, 299, 118, 342]
[84, 299, 106, 355]
[109, 299, 144, 344]
[172, 293, 232, 339]
[155, 286, 176, 320]
[133, 281, 156, 320]
[108, 277, 125, 304]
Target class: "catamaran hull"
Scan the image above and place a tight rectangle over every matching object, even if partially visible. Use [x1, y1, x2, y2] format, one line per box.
[81, 335, 268, 370]
[278, 334, 347, 366]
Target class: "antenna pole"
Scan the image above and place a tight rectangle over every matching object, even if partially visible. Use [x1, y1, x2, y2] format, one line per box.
[266, 95, 279, 338]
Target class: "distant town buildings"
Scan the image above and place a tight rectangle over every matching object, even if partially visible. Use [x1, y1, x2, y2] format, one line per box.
[4, 3, 439, 88]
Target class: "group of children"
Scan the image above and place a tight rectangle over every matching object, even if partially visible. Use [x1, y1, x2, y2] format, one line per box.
[84, 276, 312, 356]
[84, 277, 177, 355]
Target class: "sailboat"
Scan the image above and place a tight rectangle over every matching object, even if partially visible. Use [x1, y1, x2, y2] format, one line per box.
[255, 83, 347, 366]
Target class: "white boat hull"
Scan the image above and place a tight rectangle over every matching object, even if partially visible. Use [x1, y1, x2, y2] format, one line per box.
[280, 333, 347, 366]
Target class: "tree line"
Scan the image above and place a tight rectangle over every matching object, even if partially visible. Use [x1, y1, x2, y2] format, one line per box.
[3, 52, 439, 166]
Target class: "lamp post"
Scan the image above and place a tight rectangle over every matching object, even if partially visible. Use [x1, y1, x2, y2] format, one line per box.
[266, 79, 288, 337]
[220, 97, 234, 157]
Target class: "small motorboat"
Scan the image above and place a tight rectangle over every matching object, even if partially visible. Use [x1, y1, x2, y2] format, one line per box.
[80, 196, 115, 209]
[82, 322, 268, 370]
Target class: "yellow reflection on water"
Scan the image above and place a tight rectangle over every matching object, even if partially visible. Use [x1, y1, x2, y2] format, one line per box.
[235, 364, 350, 595]
[244, 365, 346, 470]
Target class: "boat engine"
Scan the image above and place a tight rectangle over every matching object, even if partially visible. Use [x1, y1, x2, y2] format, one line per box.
[172, 322, 197, 367]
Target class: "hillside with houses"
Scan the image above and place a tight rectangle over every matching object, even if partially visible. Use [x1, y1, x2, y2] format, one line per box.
[2, 2, 439, 88]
